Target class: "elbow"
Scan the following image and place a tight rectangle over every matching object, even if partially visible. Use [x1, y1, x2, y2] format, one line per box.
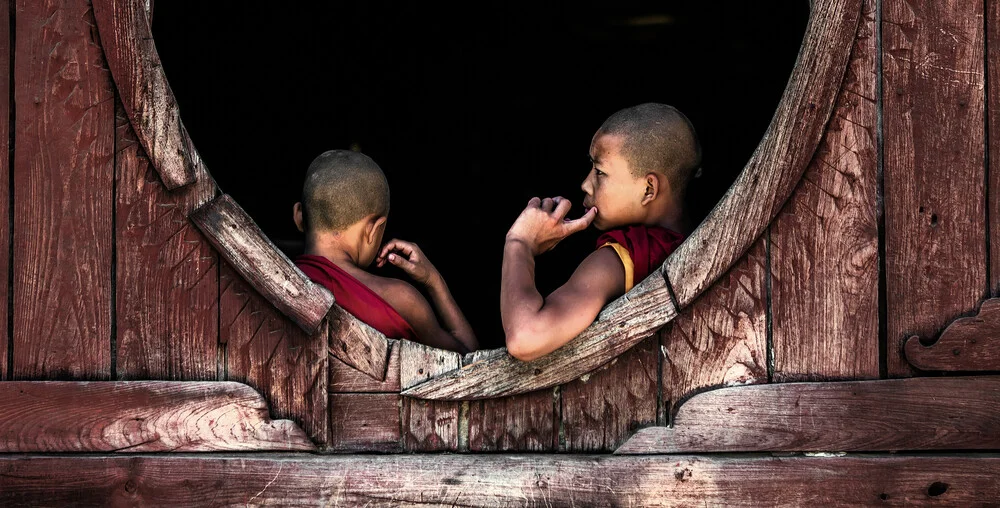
[505, 329, 545, 362]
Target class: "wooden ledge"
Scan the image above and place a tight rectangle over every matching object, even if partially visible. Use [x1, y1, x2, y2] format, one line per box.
[0, 381, 316, 452]
[1, 454, 998, 506]
[615, 376, 1000, 454]
[905, 298, 1000, 371]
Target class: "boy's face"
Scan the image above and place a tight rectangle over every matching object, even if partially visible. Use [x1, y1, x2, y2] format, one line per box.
[581, 133, 647, 230]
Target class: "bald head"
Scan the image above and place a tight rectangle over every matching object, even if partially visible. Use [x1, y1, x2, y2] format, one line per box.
[301, 150, 390, 232]
[597, 103, 702, 196]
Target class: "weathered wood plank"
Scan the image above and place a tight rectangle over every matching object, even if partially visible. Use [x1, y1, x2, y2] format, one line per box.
[904, 298, 1000, 371]
[328, 394, 401, 452]
[663, 0, 862, 309]
[327, 303, 391, 381]
[399, 340, 462, 390]
[220, 263, 328, 447]
[0, 381, 314, 452]
[769, 0, 879, 382]
[114, 100, 218, 380]
[661, 239, 769, 420]
[990, 0, 1000, 294]
[1, 454, 998, 506]
[191, 194, 334, 335]
[0, 0, 9, 380]
[12, 0, 115, 378]
[330, 339, 401, 393]
[882, 0, 987, 377]
[92, 0, 197, 188]
[468, 389, 557, 452]
[616, 376, 1000, 454]
[403, 272, 675, 400]
[560, 336, 658, 452]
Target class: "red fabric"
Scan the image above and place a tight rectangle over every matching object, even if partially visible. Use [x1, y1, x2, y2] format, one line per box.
[596, 225, 686, 285]
[294, 254, 418, 341]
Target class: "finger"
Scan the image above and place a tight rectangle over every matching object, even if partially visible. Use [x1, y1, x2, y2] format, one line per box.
[387, 252, 417, 273]
[553, 197, 572, 221]
[526, 197, 541, 209]
[540, 197, 554, 213]
[562, 206, 597, 234]
[382, 239, 416, 259]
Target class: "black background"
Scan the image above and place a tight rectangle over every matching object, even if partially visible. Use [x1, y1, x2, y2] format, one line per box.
[153, 1, 809, 348]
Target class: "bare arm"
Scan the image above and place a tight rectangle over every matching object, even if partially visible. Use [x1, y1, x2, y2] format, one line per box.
[503, 197, 622, 361]
[377, 239, 478, 353]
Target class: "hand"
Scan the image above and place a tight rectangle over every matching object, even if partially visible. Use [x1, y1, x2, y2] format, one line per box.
[377, 239, 440, 286]
[505, 197, 597, 256]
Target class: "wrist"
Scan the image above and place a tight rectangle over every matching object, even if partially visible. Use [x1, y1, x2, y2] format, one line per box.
[505, 237, 536, 256]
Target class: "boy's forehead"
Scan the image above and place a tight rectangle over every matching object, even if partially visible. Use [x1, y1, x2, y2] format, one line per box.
[590, 133, 625, 159]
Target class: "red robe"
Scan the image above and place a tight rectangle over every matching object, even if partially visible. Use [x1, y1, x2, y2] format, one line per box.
[597, 225, 685, 291]
[294, 254, 418, 341]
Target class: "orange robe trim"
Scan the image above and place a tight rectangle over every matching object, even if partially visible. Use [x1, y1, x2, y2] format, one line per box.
[597, 225, 685, 292]
[294, 254, 418, 341]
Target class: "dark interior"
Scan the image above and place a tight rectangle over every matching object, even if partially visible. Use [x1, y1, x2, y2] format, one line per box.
[153, 1, 810, 348]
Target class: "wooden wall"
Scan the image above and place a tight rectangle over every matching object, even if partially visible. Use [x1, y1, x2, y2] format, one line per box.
[0, 0, 997, 455]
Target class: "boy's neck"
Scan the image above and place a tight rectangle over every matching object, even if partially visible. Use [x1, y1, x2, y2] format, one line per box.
[646, 197, 690, 236]
[304, 233, 363, 269]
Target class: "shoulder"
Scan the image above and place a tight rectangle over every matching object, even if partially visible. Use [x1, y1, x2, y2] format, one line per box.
[369, 276, 429, 313]
[563, 245, 627, 294]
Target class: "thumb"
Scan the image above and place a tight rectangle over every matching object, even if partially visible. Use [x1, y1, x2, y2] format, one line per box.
[564, 207, 597, 234]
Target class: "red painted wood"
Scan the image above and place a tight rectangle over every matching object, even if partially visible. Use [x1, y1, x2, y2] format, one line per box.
[114, 101, 218, 380]
[882, 0, 987, 377]
[661, 239, 768, 419]
[560, 336, 658, 452]
[904, 298, 1000, 371]
[0, 381, 314, 452]
[468, 390, 557, 452]
[330, 340, 401, 393]
[0, 0, 9, 380]
[770, 0, 880, 382]
[1, 455, 998, 506]
[402, 399, 459, 452]
[990, 0, 1000, 295]
[12, 0, 114, 378]
[329, 394, 401, 452]
[220, 262, 328, 447]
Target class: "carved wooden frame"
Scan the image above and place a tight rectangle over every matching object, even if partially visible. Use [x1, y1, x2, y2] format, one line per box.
[91, 0, 862, 395]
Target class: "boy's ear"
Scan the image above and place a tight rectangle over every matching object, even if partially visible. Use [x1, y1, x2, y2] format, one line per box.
[365, 215, 388, 246]
[641, 174, 661, 206]
[293, 202, 305, 233]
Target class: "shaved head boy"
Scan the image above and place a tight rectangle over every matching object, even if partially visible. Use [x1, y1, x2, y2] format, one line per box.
[502, 103, 699, 361]
[294, 150, 478, 354]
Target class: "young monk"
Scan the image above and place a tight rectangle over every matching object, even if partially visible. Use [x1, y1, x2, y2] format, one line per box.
[292, 149, 478, 354]
[502, 102, 699, 361]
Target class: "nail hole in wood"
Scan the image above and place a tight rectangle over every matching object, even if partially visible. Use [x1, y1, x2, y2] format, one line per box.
[927, 482, 949, 497]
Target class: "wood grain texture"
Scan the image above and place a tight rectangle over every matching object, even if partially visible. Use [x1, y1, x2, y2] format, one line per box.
[191, 194, 334, 335]
[328, 394, 401, 452]
[0, 0, 9, 380]
[560, 336, 658, 452]
[399, 339, 462, 390]
[92, 0, 196, 188]
[615, 376, 1000, 454]
[1, 454, 998, 507]
[990, 0, 1000, 294]
[402, 398, 459, 452]
[114, 100, 218, 380]
[327, 303, 391, 381]
[661, 238, 769, 420]
[330, 339, 401, 393]
[904, 298, 1000, 371]
[13, 0, 115, 379]
[769, 0, 879, 382]
[0, 381, 314, 452]
[467, 388, 557, 452]
[220, 263, 328, 447]
[882, 0, 987, 377]
[403, 272, 675, 400]
[663, 0, 863, 309]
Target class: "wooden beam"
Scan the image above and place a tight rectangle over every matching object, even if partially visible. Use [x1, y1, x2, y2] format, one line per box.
[190, 194, 334, 335]
[0, 454, 997, 506]
[402, 272, 675, 400]
[329, 394, 401, 452]
[991, 0, 1000, 295]
[769, 0, 880, 382]
[0, 382, 314, 452]
[92, 0, 198, 188]
[882, 0, 987, 377]
[327, 304, 391, 381]
[399, 341, 462, 450]
[663, 0, 863, 309]
[13, 0, 115, 379]
[905, 298, 1000, 371]
[0, 0, 9, 380]
[330, 339, 401, 393]
[615, 377, 1000, 454]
